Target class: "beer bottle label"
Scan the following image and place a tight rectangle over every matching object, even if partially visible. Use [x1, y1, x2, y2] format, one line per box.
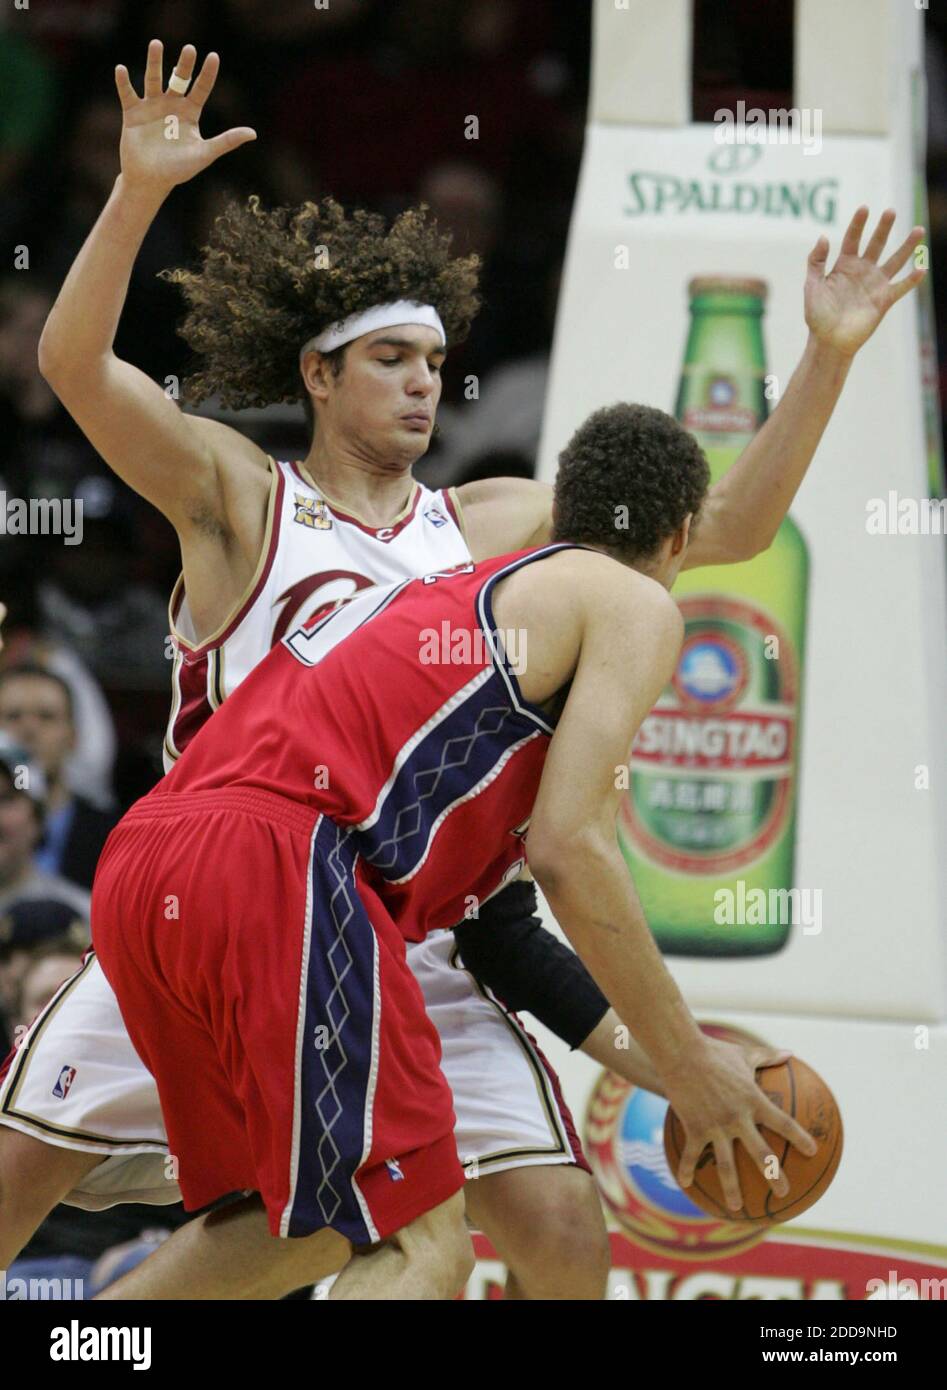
[681, 373, 758, 438]
[621, 594, 797, 875]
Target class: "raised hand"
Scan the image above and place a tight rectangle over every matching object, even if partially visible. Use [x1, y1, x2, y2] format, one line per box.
[805, 206, 927, 358]
[114, 40, 256, 194]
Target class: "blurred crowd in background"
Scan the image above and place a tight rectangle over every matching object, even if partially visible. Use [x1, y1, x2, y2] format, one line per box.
[0, 0, 945, 1294]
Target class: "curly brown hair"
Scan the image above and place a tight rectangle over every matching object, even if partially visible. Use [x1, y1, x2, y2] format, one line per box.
[158, 195, 482, 417]
[552, 403, 710, 561]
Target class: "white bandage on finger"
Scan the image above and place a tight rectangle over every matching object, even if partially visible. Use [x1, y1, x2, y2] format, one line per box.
[168, 69, 192, 95]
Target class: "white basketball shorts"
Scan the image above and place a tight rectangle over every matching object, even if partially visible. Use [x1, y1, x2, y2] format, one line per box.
[0, 932, 584, 1210]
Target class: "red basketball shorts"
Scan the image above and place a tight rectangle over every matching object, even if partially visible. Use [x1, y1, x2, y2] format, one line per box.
[91, 786, 463, 1243]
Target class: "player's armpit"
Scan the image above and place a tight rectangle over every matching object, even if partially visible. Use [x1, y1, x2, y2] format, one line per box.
[454, 476, 553, 560]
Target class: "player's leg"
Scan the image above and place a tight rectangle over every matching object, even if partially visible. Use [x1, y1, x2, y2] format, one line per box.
[0, 954, 173, 1266]
[97, 1188, 472, 1301]
[96, 1193, 352, 1300]
[463, 1162, 609, 1300]
[408, 931, 610, 1299]
[0, 1128, 104, 1268]
[330, 1190, 472, 1300]
[91, 800, 468, 1300]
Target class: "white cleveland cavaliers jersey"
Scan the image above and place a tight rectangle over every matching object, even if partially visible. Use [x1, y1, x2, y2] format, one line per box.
[164, 457, 471, 770]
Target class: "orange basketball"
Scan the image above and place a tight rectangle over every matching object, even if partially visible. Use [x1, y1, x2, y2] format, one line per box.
[662, 1056, 843, 1223]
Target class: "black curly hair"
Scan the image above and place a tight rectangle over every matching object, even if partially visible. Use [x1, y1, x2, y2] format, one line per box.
[551, 403, 711, 562]
[158, 195, 482, 431]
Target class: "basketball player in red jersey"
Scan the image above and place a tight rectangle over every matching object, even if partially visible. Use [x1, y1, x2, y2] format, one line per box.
[0, 39, 924, 1297]
[87, 489, 821, 1299]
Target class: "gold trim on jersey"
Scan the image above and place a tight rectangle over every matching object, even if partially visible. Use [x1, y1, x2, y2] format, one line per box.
[164, 645, 185, 763]
[295, 461, 419, 529]
[447, 943, 574, 1169]
[167, 453, 280, 653]
[447, 486, 470, 546]
[209, 646, 225, 710]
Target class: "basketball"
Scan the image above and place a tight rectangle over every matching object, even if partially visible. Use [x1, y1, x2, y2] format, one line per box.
[663, 1057, 844, 1224]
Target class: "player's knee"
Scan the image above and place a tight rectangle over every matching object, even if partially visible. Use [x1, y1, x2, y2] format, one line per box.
[0, 1126, 45, 1210]
[530, 1178, 610, 1290]
[399, 1189, 474, 1295]
[0, 1127, 82, 1263]
[0, 1125, 100, 1214]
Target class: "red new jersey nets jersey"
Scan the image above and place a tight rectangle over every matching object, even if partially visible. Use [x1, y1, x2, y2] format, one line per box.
[151, 546, 573, 941]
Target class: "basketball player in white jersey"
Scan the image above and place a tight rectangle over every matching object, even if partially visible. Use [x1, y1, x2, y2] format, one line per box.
[0, 41, 924, 1298]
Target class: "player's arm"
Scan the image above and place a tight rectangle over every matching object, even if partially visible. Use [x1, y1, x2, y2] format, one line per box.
[453, 884, 791, 1097]
[683, 206, 926, 568]
[37, 41, 261, 534]
[524, 563, 815, 1207]
[453, 477, 553, 560]
[452, 897, 666, 1093]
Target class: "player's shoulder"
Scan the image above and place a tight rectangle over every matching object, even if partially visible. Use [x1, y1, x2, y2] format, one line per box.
[456, 476, 553, 551]
[532, 545, 682, 629]
[457, 475, 551, 507]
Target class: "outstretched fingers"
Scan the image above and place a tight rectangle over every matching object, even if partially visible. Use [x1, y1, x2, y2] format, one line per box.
[168, 43, 198, 94]
[114, 64, 139, 110]
[806, 234, 830, 284]
[861, 208, 897, 264]
[838, 204, 869, 259]
[887, 263, 928, 305]
[187, 50, 222, 111]
[881, 225, 926, 280]
[143, 38, 164, 101]
[204, 127, 258, 161]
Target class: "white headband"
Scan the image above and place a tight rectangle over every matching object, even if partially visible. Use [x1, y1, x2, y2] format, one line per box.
[299, 301, 446, 359]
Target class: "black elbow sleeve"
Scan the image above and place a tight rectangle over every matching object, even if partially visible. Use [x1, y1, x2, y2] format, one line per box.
[452, 879, 609, 1050]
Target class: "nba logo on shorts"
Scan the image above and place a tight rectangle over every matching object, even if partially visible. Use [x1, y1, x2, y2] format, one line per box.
[52, 1065, 77, 1099]
[385, 1158, 405, 1182]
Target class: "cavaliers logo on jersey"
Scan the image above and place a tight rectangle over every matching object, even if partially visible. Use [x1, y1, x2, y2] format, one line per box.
[293, 494, 332, 530]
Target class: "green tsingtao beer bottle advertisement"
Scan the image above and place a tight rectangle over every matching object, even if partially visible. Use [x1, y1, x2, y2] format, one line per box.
[618, 278, 809, 955]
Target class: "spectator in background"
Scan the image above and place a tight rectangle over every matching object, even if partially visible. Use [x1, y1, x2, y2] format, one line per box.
[273, 0, 573, 211]
[4, 923, 186, 1304]
[35, 474, 170, 692]
[0, 666, 119, 889]
[0, 277, 88, 510]
[0, 570, 118, 810]
[0, 900, 89, 1052]
[12, 935, 87, 1038]
[412, 161, 512, 409]
[0, 740, 91, 919]
[421, 259, 560, 489]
